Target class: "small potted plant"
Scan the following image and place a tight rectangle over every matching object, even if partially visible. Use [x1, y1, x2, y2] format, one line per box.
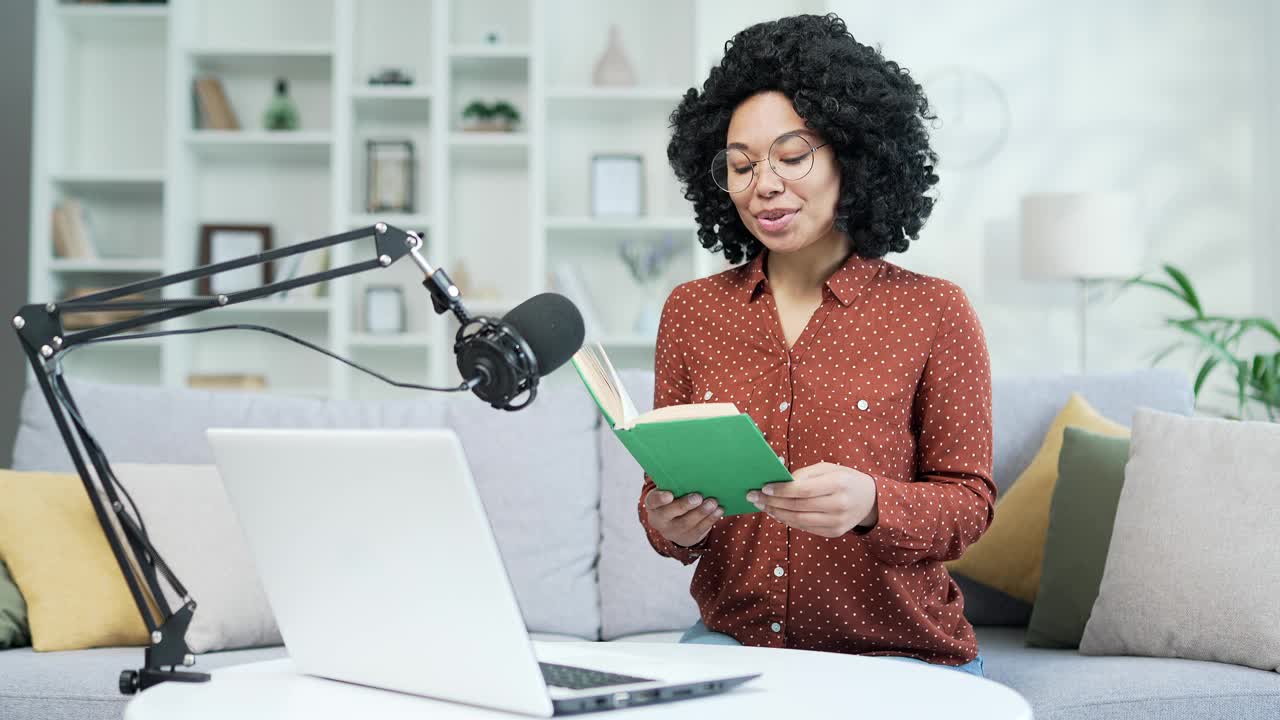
[461, 99, 520, 132]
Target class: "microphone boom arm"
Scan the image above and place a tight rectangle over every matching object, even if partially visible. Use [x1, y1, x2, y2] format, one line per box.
[9, 223, 473, 695]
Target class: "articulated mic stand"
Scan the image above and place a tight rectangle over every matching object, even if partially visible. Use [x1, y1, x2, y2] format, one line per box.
[11, 223, 473, 693]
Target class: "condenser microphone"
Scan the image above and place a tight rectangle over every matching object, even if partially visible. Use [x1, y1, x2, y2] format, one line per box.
[453, 292, 585, 411]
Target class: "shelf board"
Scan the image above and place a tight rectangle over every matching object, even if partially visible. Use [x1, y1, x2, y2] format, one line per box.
[350, 214, 432, 230]
[49, 258, 166, 273]
[51, 170, 165, 186]
[448, 132, 529, 147]
[186, 131, 332, 160]
[349, 333, 433, 348]
[448, 44, 530, 60]
[351, 86, 433, 101]
[56, 3, 167, 42]
[187, 46, 333, 60]
[546, 216, 696, 232]
[546, 87, 688, 102]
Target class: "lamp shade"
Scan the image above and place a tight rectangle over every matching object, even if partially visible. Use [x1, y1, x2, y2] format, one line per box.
[1020, 192, 1145, 280]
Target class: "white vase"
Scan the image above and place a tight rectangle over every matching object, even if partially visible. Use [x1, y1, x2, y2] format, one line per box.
[592, 24, 637, 87]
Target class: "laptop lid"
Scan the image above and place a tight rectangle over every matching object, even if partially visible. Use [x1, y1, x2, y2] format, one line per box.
[207, 428, 555, 717]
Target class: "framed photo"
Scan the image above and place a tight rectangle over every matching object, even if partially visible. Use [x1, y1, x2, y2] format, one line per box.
[198, 224, 273, 296]
[591, 153, 645, 217]
[364, 285, 405, 334]
[366, 139, 416, 213]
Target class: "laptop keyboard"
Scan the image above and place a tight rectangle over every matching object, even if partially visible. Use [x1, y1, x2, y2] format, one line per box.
[539, 662, 654, 690]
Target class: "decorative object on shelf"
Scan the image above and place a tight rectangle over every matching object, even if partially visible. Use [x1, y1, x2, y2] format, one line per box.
[450, 259, 471, 296]
[363, 285, 406, 334]
[192, 75, 239, 130]
[51, 199, 98, 259]
[187, 374, 268, 391]
[591, 154, 645, 217]
[198, 224, 273, 296]
[592, 24, 637, 87]
[59, 287, 145, 330]
[618, 233, 685, 334]
[262, 77, 300, 131]
[365, 139, 416, 213]
[1020, 192, 1144, 373]
[460, 99, 521, 132]
[1119, 263, 1279, 422]
[550, 262, 604, 339]
[367, 67, 414, 86]
[482, 30, 502, 45]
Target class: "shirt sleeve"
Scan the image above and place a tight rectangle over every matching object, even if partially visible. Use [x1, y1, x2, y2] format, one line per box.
[852, 284, 997, 566]
[637, 287, 706, 566]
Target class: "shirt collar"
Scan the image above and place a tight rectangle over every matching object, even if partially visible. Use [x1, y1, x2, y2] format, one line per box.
[734, 248, 882, 308]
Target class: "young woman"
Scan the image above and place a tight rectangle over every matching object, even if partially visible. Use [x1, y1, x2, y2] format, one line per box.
[639, 13, 994, 677]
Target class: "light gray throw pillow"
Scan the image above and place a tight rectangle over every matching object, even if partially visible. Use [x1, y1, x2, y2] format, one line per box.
[1079, 408, 1280, 672]
[111, 464, 281, 654]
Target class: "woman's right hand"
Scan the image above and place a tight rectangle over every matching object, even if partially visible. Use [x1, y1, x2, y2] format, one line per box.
[643, 489, 724, 548]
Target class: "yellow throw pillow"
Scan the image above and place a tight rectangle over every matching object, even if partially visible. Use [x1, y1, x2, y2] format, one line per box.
[945, 393, 1129, 603]
[0, 470, 151, 651]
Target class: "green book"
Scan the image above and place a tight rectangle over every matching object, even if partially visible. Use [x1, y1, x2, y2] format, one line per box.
[571, 342, 792, 516]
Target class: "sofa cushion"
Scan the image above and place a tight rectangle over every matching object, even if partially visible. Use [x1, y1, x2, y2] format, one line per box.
[0, 645, 288, 720]
[976, 626, 1280, 720]
[446, 384, 601, 640]
[1080, 409, 1280, 672]
[597, 370, 699, 640]
[13, 380, 450, 472]
[14, 379, 602, 641]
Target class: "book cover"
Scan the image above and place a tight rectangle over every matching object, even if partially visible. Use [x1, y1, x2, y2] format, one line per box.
[571, 343, 791, 516]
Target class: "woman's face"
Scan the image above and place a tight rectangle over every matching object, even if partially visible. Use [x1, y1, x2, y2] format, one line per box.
[724, 91, 841, 255]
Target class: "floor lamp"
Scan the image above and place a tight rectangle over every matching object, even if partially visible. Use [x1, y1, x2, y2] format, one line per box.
[1020, 192, 1145, 374]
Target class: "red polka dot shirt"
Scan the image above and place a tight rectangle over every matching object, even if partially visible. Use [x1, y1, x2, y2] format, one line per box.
[638, 249, 996, 665]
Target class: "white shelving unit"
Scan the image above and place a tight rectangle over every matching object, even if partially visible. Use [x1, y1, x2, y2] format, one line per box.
[29, 0, 805, 398]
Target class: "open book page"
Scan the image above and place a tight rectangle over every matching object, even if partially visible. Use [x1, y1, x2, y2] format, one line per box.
[571, 343, 746, 430]
[570, 342, 640, 428]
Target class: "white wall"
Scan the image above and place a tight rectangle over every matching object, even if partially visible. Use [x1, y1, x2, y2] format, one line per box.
[827, 0, 1273, 382]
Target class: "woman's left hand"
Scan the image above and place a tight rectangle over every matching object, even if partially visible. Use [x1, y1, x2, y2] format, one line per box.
[746, 462, 878, 538]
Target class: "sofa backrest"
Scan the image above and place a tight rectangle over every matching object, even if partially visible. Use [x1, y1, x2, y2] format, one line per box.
[12, 379, 603, 640]
[596, 367, 1196, 637]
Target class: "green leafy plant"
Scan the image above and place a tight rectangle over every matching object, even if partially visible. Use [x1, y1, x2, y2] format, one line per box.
[489, 101, 521, 124]
[1120, 263, 1279, 421]
[461, 100, 495, 121]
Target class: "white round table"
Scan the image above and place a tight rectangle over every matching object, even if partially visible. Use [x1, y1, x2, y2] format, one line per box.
[125, 642, 1033, 719]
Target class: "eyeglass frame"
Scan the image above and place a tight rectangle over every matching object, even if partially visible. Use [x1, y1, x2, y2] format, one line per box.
[709, 132, 831, 193]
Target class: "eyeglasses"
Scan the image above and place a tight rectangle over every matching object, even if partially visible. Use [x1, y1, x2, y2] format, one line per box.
[710, 132, 830, 193]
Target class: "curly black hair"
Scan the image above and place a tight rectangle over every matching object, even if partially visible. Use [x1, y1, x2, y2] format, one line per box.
[668, 13, 939, 265]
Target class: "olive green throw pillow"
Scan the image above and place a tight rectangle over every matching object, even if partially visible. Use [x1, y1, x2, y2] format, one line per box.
[0, 558, 31, 648]
[1026, 427, 1131, 648]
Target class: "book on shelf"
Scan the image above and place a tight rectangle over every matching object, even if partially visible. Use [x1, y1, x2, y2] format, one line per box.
[188, 373, 268, 391]
[271, 243, 330, 300]
[193, 75, 240, 131]
[51, 199, 98, 260]
[60, 287, 143, 330]
[571, 342, 792, 516]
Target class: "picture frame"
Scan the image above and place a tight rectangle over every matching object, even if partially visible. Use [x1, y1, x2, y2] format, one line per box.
[364, 285, 406, 334]
[591, 153, 645, 217]
[198, 224, 273, 296]
[366, 139, 416, 213]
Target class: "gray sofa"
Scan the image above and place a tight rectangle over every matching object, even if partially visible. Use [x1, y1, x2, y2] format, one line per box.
[3, 367, 1279, 719]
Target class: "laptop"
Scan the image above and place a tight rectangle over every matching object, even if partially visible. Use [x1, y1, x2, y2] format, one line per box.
[206, 428, 760, 716]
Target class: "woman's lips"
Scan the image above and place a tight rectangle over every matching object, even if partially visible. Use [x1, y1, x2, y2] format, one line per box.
[756, 210, 797, 232]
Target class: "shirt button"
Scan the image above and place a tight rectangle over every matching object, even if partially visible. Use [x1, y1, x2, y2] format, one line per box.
[770, 622, 782, 633]
[857, 399, 869, 411]
[777, 454, 785, 464]
[704, 391, 713, 400]
[779, 401, 790, 412]
[773, 566, 785, 577]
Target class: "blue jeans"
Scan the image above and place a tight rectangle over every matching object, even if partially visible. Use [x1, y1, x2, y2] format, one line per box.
[679, 620, 985, 678]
